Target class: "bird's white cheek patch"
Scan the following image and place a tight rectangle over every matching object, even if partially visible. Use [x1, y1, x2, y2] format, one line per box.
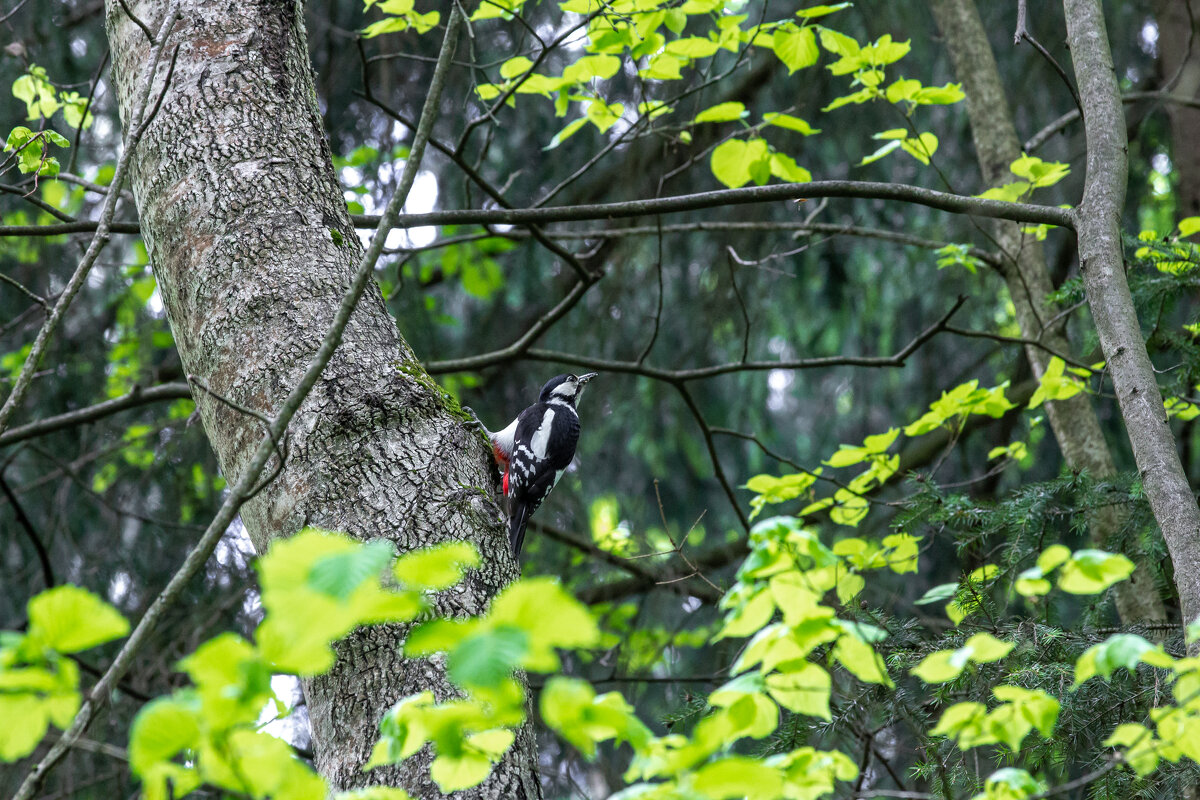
[530, 409, 555, 458]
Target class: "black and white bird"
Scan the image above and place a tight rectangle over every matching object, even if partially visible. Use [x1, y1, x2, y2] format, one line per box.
[480, 373, 597, 556]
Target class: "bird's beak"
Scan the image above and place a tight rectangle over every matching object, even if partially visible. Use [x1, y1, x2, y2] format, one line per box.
[578, 372, 598, 385]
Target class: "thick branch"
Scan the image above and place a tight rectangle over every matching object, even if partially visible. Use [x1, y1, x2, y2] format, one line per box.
[1064, 0, 1200, 640]
[1, 181, 1074, 239]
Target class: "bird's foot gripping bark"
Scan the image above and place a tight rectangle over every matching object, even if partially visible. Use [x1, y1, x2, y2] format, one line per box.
[460, 405, 484, 432]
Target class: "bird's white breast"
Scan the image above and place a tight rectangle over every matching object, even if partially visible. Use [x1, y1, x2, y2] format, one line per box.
[530, 408, 556, 459]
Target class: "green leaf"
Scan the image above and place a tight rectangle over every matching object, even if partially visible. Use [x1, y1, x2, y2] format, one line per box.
[562, 54, 621, 82]
[899, 132, 938, 165]
[499, 57, 533, 80]
[1073, 633, 1174, 686]
[1178, 216, 1200, 238]
[914, 582, 957, 605]
[1057, 550, 1134, 595]
[773, 24, 819, 73]
[544, 117, 588, 150]
[393, 541, 481, 590]
[692, 101, 747, 123]
[447, 627, 529, 688]
[129, 696, 201, 776]
[664, 37, 721, 60]
[765, 662, 831, 719]
[832, 633, 893, 686]
[0, 695, 49, 760]
[27, 585, 130, 653]
[762, 112, 819, 135]
[710, 138, 769, 189]
[768, 152, 811, 183]
[796, 3, 851, 19]
[694, 756, 784, 799]
[307, 539, 395, 601]
[1010, 154, 1069, 187]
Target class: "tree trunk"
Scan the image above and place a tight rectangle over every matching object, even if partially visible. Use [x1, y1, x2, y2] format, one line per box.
[1063, 0, 1200, 644]
[1156, 0, 1200, 219]
[929, 0, 1168, 624]
[104, 1, 540, 795]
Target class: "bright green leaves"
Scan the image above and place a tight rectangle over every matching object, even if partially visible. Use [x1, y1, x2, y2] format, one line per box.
[127, 698, 203, 800]
[1027, 356, 1088, 409]
[13, 64, 93, 129]
[393, 540, 481, 590]
[825, 428, 898, 468]
[979, 153, 1070, 205]
[127, 636, 323, 800]
[762, 111, 820, 135]
[0, 651, 81, 761]
[763, 661, 832, 718]
[885, 78, 964, 107]
[27, 585, 130, 653]
[1073, 634, 1175, 687]
[931, 687, 1059, 752]
[973, 768, 1045, 800]
[361, 0, 440, 37]
[0, 586, 127, 761]
[905, 380, 1015, 436]
[5, 126, 69, 177]
[470, 0, 525, 21]
[257, 529, 426, 674]
[1015, 545, 1134, 598]
[771, 24, 819, 73]
[693, 101, 748, 124]
[125, 532, 483, 799]
[540, 677, 651, 758]
[859, 128, 938, 166]
[710, 137, 813, 188]
[912, 633, 1014, 684]
[936, 243, 986, 274]
[1104, 723, 1161, 775]
[1056, 549, 1134, 594]
[374, 577, 600, 789]
[710, 138, 770, 188]
[744, 470, 821, 520]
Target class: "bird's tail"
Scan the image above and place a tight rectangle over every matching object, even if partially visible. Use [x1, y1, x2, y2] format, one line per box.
[509, 501, 531, 557]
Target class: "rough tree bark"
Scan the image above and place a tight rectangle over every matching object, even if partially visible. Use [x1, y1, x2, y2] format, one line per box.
[1063, 0, 1200, 641]
[105, 1, 540, 796]
[930, 0, 1167, 623]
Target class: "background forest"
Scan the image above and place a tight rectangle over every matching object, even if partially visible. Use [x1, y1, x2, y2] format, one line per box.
[3, 1, 1200, 799]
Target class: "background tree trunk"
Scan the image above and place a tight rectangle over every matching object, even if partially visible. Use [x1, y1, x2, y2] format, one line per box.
[930, 0, 1168, 624]
[105, 1, 540, 795]
[1156, 0, 1200, 219]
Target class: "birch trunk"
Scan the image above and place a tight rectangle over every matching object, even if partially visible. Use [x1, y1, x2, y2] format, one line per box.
[104, 1, 540, 795]
[929, 0, 1167, 624]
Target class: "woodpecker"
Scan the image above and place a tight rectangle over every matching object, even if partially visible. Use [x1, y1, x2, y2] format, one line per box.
[476, 373, 597, 556]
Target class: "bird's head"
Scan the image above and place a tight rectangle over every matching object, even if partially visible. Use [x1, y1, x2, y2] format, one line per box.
[538, 372, 598, 405]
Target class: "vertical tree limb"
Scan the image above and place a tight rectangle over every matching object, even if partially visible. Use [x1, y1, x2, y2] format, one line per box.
[1064, 0, 1200, 639]
[930, 0, 1167, 623]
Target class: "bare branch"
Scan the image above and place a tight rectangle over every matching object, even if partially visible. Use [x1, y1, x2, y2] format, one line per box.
[0, 383, 192, 449]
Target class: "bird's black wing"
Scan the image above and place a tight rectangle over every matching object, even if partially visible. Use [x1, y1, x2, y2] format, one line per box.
[506, 402, 580, 554]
